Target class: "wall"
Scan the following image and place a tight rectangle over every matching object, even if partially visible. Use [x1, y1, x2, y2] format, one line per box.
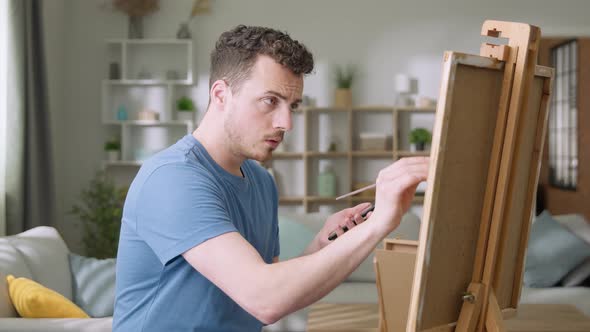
[44, 0, 590, 252]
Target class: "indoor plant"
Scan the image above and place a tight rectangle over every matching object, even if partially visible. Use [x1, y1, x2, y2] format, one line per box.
[176, 96, 196, 122]
[409, 127, 432, 151]
[70, 172, 127, 258]
[104, 138, 121, 162]
[334, 64, 356, 108]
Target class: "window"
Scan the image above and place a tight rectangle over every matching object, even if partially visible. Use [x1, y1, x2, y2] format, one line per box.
[549, 40, 578, 190]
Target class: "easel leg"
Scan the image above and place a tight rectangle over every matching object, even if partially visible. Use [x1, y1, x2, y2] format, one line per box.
[484, 292, 507, 332]
[456, 283, 484, 332]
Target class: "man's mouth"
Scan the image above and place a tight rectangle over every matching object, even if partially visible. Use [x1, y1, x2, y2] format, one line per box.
[265, 137, 282, 149]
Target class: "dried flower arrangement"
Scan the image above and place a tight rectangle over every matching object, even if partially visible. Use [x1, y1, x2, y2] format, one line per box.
[112, 0, 159, 17]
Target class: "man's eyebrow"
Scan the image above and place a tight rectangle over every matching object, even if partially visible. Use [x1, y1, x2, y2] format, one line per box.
[264, 90, 302, 104]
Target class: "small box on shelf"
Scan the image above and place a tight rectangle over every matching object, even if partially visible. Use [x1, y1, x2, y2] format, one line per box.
[137, 110, 159, 121]
[359, 133, 389, 151]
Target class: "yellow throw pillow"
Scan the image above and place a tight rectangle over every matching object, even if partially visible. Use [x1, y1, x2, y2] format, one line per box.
[6, 275, 89, 318]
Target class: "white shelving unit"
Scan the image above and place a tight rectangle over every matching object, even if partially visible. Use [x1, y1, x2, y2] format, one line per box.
[101, 39, 197, 180]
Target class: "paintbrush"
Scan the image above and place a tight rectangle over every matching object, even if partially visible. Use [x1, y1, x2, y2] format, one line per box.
[335, 183, 376, 201]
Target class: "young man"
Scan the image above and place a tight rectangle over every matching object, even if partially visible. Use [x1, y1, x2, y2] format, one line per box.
[113, 25, 429, 331]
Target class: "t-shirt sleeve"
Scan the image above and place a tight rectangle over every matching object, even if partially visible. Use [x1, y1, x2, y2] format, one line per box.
[135, 163, 237, 265]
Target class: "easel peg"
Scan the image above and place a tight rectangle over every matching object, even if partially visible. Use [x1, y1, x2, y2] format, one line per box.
[480, 43, 510, 61]
[462, 292, 476, 303]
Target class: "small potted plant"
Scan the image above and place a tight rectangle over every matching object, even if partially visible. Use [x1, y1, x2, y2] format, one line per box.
[176, 96, 195, 122]
[334, 65, 356, 108]
[409, 128, 432, 151]
[104, 138, 121, 162]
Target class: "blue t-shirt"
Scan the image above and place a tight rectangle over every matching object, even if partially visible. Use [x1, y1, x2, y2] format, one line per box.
[113, 135, 280, 332]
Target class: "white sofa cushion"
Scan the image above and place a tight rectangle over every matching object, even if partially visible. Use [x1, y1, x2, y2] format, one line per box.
[0, 238, 33, 279]
[0, 272, 17, 318]
[6, 227, 72, 300]
[0, 238, 32, 318]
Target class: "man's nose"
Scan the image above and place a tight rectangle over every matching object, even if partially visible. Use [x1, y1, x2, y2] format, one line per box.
[274, 107, 293, 131]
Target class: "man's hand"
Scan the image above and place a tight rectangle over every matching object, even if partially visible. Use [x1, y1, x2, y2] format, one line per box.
[300, 203, 370, 255]
[370, 157, 430, 234]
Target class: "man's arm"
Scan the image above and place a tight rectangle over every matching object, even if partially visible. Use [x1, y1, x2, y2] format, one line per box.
[182, 157, 428, 324]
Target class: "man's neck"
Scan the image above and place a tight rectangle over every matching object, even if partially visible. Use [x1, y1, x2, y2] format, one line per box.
[192, 124, 244, 177]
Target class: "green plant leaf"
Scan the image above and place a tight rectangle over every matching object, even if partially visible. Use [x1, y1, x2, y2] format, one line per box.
[69, 171, 126, 258]
[409, 127, 432, 144]
[177, 96, 195, 111]
[334, 64, 356, 89]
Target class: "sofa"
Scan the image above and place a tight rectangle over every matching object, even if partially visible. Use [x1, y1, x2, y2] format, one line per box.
[1, 212, 589, 332]
[0, 226, 112, 331]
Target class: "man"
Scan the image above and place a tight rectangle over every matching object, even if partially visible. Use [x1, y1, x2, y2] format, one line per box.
[113, 25, 429, 331]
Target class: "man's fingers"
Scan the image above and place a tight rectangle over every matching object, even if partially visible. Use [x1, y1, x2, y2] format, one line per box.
[377, 167, 429, 191]
[381, 156, 429, 173]
[377, 160, 429, 183]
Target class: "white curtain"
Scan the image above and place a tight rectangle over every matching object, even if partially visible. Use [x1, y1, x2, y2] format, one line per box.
[0, 0, 9, 235]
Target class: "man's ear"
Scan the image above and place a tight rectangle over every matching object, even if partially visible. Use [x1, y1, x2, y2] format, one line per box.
[210, 79, 229, 108]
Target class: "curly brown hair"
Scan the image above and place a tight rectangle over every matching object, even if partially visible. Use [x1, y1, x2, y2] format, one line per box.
[210, 25, 314, 91]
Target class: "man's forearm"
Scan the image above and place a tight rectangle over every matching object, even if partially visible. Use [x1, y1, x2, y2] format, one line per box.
[258, 217, 388, 322]
[301, 234, 322, 256]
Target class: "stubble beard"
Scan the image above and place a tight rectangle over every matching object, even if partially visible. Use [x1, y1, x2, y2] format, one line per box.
[224, 117, 272, 163]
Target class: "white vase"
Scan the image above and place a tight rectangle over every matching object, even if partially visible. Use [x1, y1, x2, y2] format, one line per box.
[177, 111, 194, 122]
[106, 150, 120, 162]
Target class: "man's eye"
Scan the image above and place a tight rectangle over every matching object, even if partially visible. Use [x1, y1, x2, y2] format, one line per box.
[263, 97, 277, 106]
[290, 103, 300, 111]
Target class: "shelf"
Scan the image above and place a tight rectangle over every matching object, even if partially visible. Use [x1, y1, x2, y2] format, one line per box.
[104, 120, 193, 127]
[274, 98, 435, 211]
[302, 107, 350, 112]
[352, 151, 394, 158]
[349, 196, 375, 203]
[352, 105, 394, 112]
[272, 152, 304, 159]
[306, 196, 344, 203]
[279, 197, 305, 204]
[103, 79, 193, 85]
[306, 151, 349, 158]
[396, 106, 436, 112]
[397, 150, 430, 157]
[103, 160, 143, 167]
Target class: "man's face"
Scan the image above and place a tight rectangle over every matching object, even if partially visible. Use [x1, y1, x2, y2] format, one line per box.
[223, 55, 303, 162]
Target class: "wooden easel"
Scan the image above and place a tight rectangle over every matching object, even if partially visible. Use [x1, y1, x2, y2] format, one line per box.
[374, 20, 556, 332]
